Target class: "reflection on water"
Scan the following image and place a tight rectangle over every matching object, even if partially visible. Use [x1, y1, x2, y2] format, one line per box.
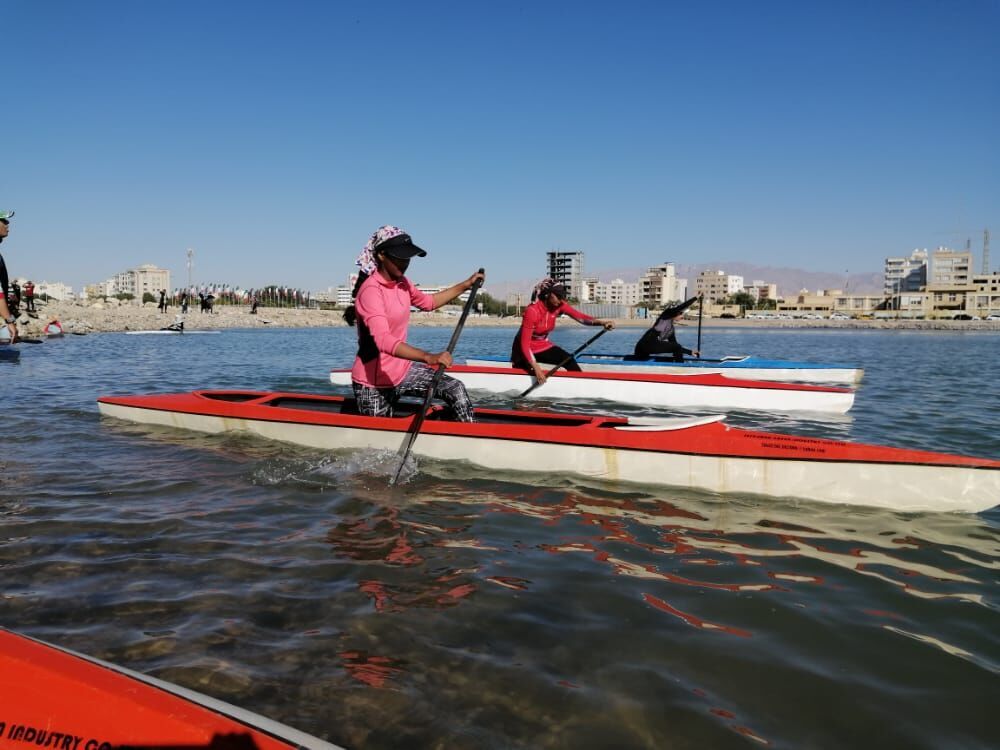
[2, 328, 999, 748]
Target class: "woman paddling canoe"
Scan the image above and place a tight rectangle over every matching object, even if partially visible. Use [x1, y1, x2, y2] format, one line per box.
[346, 225, 484, 421]
[633, 296, 701, 360]
[511, 278, 614, 384]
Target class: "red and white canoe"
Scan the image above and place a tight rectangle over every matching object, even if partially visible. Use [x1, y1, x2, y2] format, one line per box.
[330, 366, 855, 414]
[97, 390, 1000, 513]
[0, 627, 342, 749]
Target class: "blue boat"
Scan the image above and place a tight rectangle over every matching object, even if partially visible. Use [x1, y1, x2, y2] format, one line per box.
[465, 353, 863, 385]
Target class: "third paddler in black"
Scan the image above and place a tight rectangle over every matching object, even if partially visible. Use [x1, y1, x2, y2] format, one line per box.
[633, 296, 701, 360]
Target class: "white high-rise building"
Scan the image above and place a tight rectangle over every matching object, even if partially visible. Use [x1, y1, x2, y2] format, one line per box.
[884, 249, 928, 294]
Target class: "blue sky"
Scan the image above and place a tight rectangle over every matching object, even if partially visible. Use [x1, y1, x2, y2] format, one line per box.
[2, 0, 998, 292]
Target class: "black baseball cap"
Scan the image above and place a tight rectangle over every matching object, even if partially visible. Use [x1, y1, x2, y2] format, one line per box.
[376, 233, 427, 259]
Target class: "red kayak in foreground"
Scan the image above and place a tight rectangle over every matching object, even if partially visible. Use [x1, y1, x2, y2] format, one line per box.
[0, 628, 341, 749]
[97, 390, 1000, 513]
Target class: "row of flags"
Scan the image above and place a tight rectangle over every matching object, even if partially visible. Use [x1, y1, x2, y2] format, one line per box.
[169, 285, 313, 306]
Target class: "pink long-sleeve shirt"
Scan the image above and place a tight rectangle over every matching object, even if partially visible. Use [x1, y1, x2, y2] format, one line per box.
[515, 298, 595, 363]
[352, 273, 435, 387]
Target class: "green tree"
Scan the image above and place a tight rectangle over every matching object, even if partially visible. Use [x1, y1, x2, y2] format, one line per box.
[729, 291, 757, 310]
[474, 292, 506, 316]
[142, 292, 156, 304]
[115, 293, 135, 301]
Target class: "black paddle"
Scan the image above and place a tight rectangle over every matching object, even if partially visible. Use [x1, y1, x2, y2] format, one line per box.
[519, 327, 609, 398]
[696, 294, 704, 355]
[390, 268, 485, 486]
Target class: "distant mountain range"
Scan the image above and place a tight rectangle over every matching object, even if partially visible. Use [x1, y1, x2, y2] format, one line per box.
[486, 262, 883, 301]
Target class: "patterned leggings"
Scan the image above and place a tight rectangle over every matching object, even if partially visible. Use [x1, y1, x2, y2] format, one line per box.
[352, 363, 476, 422]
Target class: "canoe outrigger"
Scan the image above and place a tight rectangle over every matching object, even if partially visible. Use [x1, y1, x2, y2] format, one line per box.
[97, 390, 1000, 513]
[332, 365, 856, 414]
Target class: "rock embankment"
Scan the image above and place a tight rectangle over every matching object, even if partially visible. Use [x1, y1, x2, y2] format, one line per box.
[12, 299, 1000, 336]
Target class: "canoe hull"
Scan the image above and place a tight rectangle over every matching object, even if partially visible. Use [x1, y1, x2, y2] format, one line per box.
[466, 355, 864, 384]
[331, 366, 856, 414]
[0, 628, 341, 749]
[97, 392, 1000, 513]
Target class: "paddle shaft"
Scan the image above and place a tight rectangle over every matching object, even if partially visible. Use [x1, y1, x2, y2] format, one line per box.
[696, 294, 703, 353]
[390, 268, 485, 486]
[519, 327, 609, 398]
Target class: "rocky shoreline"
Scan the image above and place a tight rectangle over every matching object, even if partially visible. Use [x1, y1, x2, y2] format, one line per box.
[13, 299, 1000, 336]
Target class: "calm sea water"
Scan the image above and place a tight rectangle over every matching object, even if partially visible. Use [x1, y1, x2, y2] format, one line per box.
[2, 325, 998, 749]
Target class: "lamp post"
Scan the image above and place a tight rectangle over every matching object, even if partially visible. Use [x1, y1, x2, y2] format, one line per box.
[186, 248, 194, 292]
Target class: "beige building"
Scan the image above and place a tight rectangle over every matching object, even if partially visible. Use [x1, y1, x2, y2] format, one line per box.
[969, 272, 1000, 317]
[928, 249, 973, 286]
[831, 294, 887, 317]
[777, 289, 842, 315]
[640, 263, 688, 307]
[695, 270, 744, 303]
[744, 280, 777, 303]
[101, 264, 171, 298]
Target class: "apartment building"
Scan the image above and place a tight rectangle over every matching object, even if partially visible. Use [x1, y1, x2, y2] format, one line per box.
[883, 248, 928, 294]
[546, 251, 585, 300]
[745, 280, 777, 303]
[640, 263, 688, 307]
[929, 249, 972, 286]
[695, 270, 744, 303]
[101, 264, 171, 298]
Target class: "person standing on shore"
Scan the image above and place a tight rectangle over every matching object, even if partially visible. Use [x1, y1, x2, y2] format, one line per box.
[0, 211, 18, 342]
[349, 225, 484, 422]
[510, 277, 614, 384]
[158, 289, 167, 313]
[633, 296, 701, 360]
[23, 280, 35, 313]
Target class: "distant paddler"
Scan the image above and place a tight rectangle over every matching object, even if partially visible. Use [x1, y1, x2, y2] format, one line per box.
[511, 278, 615, 385]
[633, 296, 701, 361]
[347, 225, 485, 421]
[0, 210, 18, 343]
[161, 314, 185, 332]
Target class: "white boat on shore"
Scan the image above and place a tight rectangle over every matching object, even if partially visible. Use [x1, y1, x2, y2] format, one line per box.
[124, 329, 221, 335]
[330, 365, 856, 414]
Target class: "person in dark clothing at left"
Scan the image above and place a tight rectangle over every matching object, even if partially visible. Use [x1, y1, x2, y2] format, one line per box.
[0, 210, 18, 342]
[633, 296, 701, 360]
